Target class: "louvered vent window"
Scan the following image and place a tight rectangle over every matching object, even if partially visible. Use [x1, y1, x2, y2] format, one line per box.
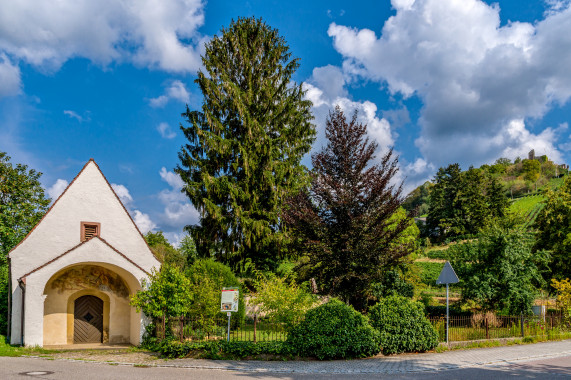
[81, 222, 100, 241]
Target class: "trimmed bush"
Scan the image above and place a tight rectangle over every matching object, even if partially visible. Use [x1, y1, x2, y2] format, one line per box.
[157, 339, 290, 359]
[287, 299, 380, 360]
[369, 295, 438, 355]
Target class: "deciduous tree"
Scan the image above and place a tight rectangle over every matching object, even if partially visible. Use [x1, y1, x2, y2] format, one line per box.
[177, 17, 315, 270]
[0, 152, 50, 334]
[449, 220, 548, 314]
[534, 176, 571, 280]
[284, 107, 414, 310]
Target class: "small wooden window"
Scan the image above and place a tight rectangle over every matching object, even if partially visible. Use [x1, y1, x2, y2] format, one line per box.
[81, 222, 100, 241]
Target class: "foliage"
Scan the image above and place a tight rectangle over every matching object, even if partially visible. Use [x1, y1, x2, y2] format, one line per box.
[426, 164, 509, 241]
[176, 17, 315, 270]
[551, 278, 571, 322]
[0, 152, 50, 334]
[369, 296, 438, 355]
[287, 299, 380, 360]
[250, 272, 317, 330]
[156, 339, 290, 359]
[522, 159, 541, 182]
[402, 181, 433, 217]
[186, 259, 245, 326]
[145, 231, 186, 270]
[414, 261, 444, 286]
[449, 221, 548, 314]
[284, 107, 415, 310]
[534, 176, 571, 280]
[130, 264, 193, 319]
[0, 152, 51, 257]
[178, 234, 198, 266]
[370, 269, 414, 299]
[426, 163, 463, 239]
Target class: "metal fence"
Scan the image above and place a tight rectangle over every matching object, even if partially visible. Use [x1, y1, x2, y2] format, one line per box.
[429, 314, 569, 342]
[155, 313, 569, 344]
[156, 315, 287, 342]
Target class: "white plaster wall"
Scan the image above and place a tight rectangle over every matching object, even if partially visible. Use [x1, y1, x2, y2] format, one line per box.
[9, 161, 159, 282]
[18, 238, 150, 346]
[9, 161, 160, 345]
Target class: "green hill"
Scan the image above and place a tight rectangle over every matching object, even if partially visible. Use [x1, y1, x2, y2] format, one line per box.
[509, 194, 545, 225]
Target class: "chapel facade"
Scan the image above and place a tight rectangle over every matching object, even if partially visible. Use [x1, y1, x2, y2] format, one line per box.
[8, 159, 161, 346]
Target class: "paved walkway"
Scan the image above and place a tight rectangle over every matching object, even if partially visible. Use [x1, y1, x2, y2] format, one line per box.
[31, 340, 571, 374]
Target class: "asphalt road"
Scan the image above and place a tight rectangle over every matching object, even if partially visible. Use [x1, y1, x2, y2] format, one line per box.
[2, 355, 570, 380]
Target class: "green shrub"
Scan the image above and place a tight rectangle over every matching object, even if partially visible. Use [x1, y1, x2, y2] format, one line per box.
[369, 295, 438, 355]
[157, 339, 290, 359]
[287, 299, 380, 360]
[250, 272, 317, 330]
[186, 259, 245, 327]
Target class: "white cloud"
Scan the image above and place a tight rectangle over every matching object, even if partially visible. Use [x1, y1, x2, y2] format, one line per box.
[111, 182, 157, 233]
[0, 54, 21, 97]
[157, 167, 199, 227]
[305, 66, 395, 159]
[0, 0, 206, 73]
[327, 0, 571, 168]
[157, 122, 177, 139]
[111, 183, 134, 205]
[47, 179, 69, 200]
[149, 80, 190, 107]
[133, 210, 157, 234]
[63, 110, 84, 122]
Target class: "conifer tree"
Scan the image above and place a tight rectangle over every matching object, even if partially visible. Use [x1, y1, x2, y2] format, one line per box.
[176, 17, 315, 270]
[283, 107, 414, 310]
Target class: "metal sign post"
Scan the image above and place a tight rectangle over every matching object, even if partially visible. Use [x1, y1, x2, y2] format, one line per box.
[226, 312, 231, 342]
[436, 261, 459, 345]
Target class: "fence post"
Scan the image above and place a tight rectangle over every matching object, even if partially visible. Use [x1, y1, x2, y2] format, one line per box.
[162, 315, 166, 340]
[520, 312, 524, 337]
[485, 317, 489, 340]
[180, 317, 184, 342]
[253, 314, 257, 343]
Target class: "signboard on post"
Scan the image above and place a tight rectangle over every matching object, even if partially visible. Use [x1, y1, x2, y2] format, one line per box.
[221, 287, 239, 342]
[220, 288, 239, 312]
[436, 261, 459, 345]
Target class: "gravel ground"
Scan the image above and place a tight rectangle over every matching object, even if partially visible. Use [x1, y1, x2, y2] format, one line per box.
[23, 340, 571, 375]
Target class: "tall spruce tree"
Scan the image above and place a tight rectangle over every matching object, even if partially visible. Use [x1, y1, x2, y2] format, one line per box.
[176, 17, 315, 270]
[426, 164, 463, 240]
[283, 107, 414, 310]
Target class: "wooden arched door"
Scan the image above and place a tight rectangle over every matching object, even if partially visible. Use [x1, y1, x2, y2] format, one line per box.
[73, 295, 103, 343]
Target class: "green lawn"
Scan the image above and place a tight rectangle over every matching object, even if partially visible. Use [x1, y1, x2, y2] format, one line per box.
[0, 336, 56, 357]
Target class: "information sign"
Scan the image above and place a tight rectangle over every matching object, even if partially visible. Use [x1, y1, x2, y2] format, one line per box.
[220, 288, 239, 312]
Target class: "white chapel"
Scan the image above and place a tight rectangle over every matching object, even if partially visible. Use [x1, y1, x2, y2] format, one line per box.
[8, 159, 161, 346]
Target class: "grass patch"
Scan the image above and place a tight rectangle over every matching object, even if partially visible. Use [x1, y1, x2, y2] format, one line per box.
[414, 261, 444, 286]
[0, 335, 59, 357]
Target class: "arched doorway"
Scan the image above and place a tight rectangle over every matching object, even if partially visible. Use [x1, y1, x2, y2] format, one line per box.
[73, 295, 104, 343]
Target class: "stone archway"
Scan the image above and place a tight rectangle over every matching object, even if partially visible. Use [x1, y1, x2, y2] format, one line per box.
[42, 264, 139, 345]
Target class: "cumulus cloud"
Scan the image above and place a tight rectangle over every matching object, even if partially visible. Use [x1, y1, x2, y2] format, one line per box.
[327, 0, 571, 167]
[305, 65, 395, 159]
[0, 0, 206, 73]
[158, 167, 199, 227]
[157, 122, 177, 139]
[111, 183, 156, 233]
[0, 54, 21, 97]
[132, 210, 157, 234]
[149, 80, 190, 107]
[47, 179, 69, 200]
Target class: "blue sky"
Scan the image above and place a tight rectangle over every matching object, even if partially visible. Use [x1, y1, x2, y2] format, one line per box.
[1, 0, 571, 244]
